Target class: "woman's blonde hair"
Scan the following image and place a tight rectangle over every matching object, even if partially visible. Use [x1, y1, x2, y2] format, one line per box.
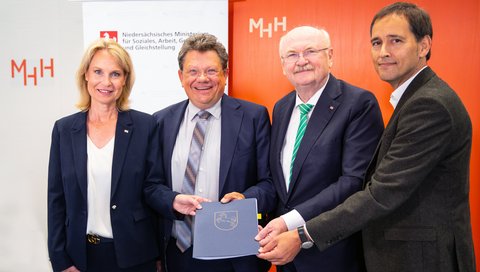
[75, 38, 135, 111]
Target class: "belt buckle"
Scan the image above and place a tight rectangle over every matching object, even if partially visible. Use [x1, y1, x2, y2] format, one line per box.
[87, 234, 100, 245]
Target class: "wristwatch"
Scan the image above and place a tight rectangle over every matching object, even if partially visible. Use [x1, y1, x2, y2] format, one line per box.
[297, 225, 314, 249]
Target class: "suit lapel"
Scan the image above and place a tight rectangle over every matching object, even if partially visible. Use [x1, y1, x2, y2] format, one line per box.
[289, 76, 342, 193]
[363, 137, 382, 187]
[273, 92, 296, 201]
[164, 101, 188, 187]
[111, 111, 133, 197]
[219, 95, 242, 195]
[387, 67, 435, 131]
[364, 67, 435, 186]
[71, 112, 88, 201]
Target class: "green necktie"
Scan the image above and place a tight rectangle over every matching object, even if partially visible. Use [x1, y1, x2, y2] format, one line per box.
[289, 103, 314, 186]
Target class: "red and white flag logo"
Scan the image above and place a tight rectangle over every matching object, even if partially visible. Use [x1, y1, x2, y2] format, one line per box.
[100, 31, 118, 42]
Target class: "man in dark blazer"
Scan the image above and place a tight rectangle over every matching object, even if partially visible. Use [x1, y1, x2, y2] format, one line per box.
[254, 26, 384, 272]
[153, 33, 276, 272]
[257, 3, 476, 272]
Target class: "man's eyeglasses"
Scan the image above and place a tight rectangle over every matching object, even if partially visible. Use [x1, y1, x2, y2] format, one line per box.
[281, 47, 329, 63]
[185, 68, 221, 78]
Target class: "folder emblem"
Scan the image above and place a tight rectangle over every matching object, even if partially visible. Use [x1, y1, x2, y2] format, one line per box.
[214, 211, 238, 231]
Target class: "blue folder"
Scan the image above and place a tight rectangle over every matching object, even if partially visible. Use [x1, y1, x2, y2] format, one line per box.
[192, 198, 259, 259]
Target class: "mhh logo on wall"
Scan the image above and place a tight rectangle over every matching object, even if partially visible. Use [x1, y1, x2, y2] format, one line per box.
[11, 58, 54, 87]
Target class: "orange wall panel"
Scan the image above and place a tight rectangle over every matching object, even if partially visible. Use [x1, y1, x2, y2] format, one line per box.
[230, 0, 480, 269]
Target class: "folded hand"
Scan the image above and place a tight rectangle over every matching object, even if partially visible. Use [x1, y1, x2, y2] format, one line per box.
[257, 229, 301, 265]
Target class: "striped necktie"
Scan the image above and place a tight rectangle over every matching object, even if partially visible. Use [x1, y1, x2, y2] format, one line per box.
[176, 110, 211, 252]
[289, 103, 314, 188]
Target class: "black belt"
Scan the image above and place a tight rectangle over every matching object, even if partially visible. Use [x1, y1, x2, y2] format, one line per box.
[87, 234, 114, 244]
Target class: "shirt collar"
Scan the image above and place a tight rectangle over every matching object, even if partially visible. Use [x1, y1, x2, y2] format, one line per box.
[390, 66, 427, 109]
[187, 97, 222, 121]
[295, 74, 329, 109]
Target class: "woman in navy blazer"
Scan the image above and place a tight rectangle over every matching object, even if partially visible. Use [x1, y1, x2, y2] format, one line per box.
[48, 39, 205, 272]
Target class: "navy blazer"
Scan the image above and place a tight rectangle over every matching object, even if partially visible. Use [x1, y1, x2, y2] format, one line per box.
[48, 110, 176, 271]
[153, 94, 276, 271]
[270, 75, 384, 272]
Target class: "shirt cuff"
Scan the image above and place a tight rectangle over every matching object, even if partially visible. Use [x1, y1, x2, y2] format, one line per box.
[281, 209, 305, 231]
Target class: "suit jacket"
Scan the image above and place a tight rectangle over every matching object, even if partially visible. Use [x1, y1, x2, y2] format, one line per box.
[307, 67, 476, 272]
[153, 94, 276, 272]
[47, 110, 176, 271]
[270, 75, 384, 272]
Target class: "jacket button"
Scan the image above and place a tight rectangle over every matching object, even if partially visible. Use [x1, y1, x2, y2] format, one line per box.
[112, 205, 117, 210]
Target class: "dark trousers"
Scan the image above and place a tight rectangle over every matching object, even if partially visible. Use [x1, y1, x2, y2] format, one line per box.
[276, 263, 297, 272]
[86, 239, 156, 272]
[166, 238, 234, 272]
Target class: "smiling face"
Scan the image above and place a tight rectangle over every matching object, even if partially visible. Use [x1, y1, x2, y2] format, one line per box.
[370, 14, 431, 89]
[85, 49, 126, 108]
[179, 50, 227, 109]
[279, 27, 333, 95]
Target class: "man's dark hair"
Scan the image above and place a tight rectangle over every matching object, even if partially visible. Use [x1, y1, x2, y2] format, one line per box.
[178, 33, 229, 71]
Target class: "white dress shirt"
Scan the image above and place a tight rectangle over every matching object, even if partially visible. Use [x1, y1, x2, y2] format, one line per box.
[171, 99, 222, 237]
[280, 77, 327, 231]
[390, 66, 427, 109]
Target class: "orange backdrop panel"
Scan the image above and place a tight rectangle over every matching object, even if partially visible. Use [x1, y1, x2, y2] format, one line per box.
[229, 0, 480, 270]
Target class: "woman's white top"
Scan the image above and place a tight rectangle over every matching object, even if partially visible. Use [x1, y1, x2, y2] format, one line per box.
[86, 136, 115, 238]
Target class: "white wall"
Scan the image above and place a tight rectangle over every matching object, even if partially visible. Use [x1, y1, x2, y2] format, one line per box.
[0, 1, 82, 270]
[0, 1, 226, 270]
